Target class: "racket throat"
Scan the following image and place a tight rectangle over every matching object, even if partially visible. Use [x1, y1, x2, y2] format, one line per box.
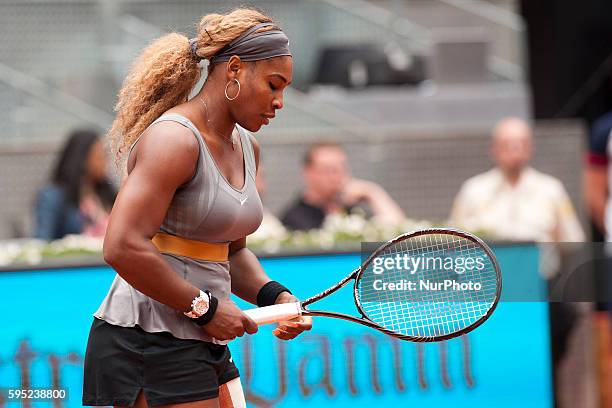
[302, 271, 358, 307]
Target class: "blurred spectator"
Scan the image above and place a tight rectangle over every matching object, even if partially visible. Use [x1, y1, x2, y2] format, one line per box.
[33, 129, 116, 240]
[253, 162, 286, 236]
[450, 117, 584, 242]
[281, 142, 405, 231]
[585, 109, 612, 241]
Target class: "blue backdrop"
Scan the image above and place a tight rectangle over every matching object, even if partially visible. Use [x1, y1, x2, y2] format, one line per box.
[0, 245, 552, 407]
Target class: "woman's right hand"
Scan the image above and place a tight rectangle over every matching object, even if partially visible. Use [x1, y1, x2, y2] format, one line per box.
[201, 299, 258, 340]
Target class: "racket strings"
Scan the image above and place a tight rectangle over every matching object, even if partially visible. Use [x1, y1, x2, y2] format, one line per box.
[356, 233, 498, 338]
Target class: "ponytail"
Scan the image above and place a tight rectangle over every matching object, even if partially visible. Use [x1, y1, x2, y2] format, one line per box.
[108, 33, 200, 163]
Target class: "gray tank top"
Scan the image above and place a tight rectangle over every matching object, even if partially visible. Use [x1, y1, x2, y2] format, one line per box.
[94, 113, 263, 343]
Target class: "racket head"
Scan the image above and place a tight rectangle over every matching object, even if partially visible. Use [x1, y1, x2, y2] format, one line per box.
[353, 228, 501, 342]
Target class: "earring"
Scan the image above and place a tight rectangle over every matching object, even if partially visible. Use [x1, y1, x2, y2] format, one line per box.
[225, 78, 241, 101]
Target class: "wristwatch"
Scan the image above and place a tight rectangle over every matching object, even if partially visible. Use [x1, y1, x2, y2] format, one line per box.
[184, 290, 210, 319]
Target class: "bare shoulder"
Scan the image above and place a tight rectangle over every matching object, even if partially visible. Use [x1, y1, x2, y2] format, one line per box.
[130, 120, 200, 187]
[136, 120, 199, 156]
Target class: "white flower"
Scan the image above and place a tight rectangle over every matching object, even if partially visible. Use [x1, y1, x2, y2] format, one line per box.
[50, 234, 103, 252]
[23, 246, 43, 265]
[318, 230, 336, 249]
[0, 215, 438, 266]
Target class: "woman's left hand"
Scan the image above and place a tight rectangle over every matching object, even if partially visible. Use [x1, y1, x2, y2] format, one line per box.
[272, 292, 313, 340]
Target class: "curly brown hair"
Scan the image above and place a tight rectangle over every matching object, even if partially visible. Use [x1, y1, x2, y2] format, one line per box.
[108, 7, 278, 164]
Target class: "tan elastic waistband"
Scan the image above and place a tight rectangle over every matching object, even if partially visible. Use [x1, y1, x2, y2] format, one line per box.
[152, 232, 229, 262]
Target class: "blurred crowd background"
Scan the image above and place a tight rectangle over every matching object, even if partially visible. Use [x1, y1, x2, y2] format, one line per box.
[1, 0, 612, 407]
[2, 0, 611, 244]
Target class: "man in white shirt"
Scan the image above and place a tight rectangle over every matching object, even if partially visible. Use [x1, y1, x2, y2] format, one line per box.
[450, 117, 584, 242]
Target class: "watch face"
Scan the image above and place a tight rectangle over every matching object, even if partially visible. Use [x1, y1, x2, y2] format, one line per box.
[193, 296, 210, 316]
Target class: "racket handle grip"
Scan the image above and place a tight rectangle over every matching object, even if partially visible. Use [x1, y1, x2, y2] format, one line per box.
[243, 302, 302, 325]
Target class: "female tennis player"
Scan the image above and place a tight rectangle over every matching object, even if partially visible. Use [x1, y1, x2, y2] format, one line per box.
[82, 8, 311, 408]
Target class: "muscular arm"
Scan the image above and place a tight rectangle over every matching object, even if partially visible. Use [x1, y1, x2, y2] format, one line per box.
[229, 238, 272, 304]
[102, 122, 201, 313]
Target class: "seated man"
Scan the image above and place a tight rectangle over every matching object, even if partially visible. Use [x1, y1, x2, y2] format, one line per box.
[281, 142, 405, 231]
[450, 117, 584, 242]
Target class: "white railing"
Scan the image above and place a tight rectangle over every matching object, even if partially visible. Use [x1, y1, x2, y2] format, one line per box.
[0, 62, 113, 135]
[439, 0, 524, 31]
[321, 0, 525, 81]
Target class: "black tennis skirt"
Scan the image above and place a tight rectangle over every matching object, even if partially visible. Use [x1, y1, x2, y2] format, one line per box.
[82, 318, 239, 406]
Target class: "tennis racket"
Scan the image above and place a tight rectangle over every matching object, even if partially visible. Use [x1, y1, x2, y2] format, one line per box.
[244, 228, 502, 342]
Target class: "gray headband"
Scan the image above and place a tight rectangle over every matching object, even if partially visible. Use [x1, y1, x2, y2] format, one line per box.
[207, 23, 291, 64]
